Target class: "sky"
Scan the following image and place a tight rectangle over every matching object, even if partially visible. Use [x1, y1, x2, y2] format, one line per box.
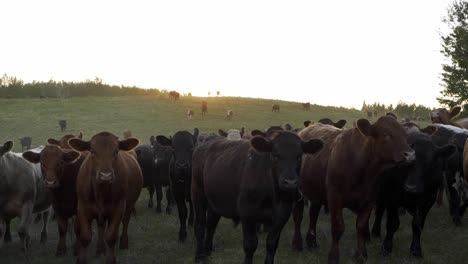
[0, 0, 456, 108]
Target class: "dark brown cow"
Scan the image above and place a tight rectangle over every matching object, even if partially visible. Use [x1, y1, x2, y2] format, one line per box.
[304, 119, 347, 129]
[225, 110, 234, 120]
[69, 132, 142, 264]
[23, 145, 88, 256]
[291, 123, 344, 251]
[201, 101, 208, 116]
[464, 139, 468, 184]
[48, 132, 83, 149]
[326, 116, 415, 263]
[192, 131, 323, 264]
[302, 102, 310, 110]
[272, 104, 280, 112]
[430, 106, 468, 129]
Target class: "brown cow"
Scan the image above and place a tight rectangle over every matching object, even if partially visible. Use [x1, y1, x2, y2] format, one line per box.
[48, 132, 83, 149]
[430, 106, 468, 129]
[201, 101, 208, 116]
[272, 104, 280, 112]
[23, 145, 87, 256]
[69, 132, 142, 264]
[192, 131, 323, 263]
[291, 123, 344, 251]
[464, 139, 468, 184]
[326, 116, 415, 263]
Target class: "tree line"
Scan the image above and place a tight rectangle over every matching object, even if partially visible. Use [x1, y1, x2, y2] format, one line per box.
[361, 101, 432, 121]
[0, 75, 163, 98]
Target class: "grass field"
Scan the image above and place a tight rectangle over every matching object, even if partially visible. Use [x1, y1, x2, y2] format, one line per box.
[1, 95, 465, 264]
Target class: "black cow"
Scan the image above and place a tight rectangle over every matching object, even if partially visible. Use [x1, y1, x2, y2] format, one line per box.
[156, 128, 199, 242]
[423, 124, 468, 225]
[59, 120, 67, 132]
[19, 136, 32, 151]
[371, 132, 455, 257]
[192, 131, 323, 263]
[151, 136, 174, 213]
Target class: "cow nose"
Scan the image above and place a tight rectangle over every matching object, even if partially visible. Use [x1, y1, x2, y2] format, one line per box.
[176, 161, 189, 169]
[404, 183, 421, 194]
[282, 179, 298, 190]
[97, 171, 114, 181]
[403, 150, 415, 162]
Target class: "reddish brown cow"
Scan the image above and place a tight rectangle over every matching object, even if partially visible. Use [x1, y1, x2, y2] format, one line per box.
[430, 106, 468, 129]
[326, 116, 415, 264]
[23, 145, 87, 256]
[69, 132, 142, 264]
[291, 123, 343, 250]
[48, 132, 83, 149]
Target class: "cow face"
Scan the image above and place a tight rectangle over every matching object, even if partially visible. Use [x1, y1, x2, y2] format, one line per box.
[156, 129, 199, 181]
[150, 137, 173, 167]
[403, 133, 455, 194]
[69, 132, 139, 183]
[0, 141, 13, 156]
[23, 145, 80, 188]
[251, 131, 323, 192]
[357, 116, 415, 164]
[430, 106, 461, 124]
[318, 118, 347, 129]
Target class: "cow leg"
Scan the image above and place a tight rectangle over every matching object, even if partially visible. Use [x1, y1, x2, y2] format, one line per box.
[354, 206, 372, 263]
[306, 203, 322, 249]
[175, 193, 188, 242]
[34, 213, 42, 224]
[371, 204, 385, 239]
[265, 200, 293, 264]
[328, 195, 344, 264]
[77, 207, 92, 264]
[291, 200, 304, 251]
[96, 218, 105, 256]
[410, 206, 430, 258]
[241, 220, 258, 264]
[165, 187, 173, 214]
[446, 171, 462, 225]
[381, 206, 399, 256]
[105, 204, 125, 264]
[155, 184, 163, 213]
[56, 214, 68, 256]
[119, 208, 132, 250]
[4, 219, 11, 243]
[205, 207, 221, 255]
[73, 217, 80, 257]
[188, 200, 194, 226]
[17, 201, 34, 252]
[40, 209, 50, 243]
[193, 189, 207, 263]
[147, 185, 154, 209]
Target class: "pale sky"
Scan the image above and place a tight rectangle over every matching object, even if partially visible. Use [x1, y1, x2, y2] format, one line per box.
[0, 0, 455, 108]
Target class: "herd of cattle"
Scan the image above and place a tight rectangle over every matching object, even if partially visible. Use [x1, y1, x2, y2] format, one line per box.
[1, 105, 468, 264]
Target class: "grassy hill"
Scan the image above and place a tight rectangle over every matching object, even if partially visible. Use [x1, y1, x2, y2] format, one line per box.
[0, 95, 366, 151]
[1, 95, 459, 264]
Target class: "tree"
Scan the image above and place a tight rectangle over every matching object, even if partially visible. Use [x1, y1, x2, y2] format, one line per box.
[208, 91, 211, 96]
[439, 0, 468, 110]
[216, 91, 220, 96]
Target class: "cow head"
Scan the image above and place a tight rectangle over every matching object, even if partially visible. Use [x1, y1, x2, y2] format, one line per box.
[0, 141, 14, 156]
[356, 116, 415, 164]
[150, 136, 173, 167]
[23, 145, 81, 188]
[318, 118, 347, 129]
[403, 133, 456, 194]
[250, 131, 323, 192]
[156, 128, 199, 181]
[69, 132, 139, 183]
[430, 106, 461, 124]
[48, 132, 83, 149]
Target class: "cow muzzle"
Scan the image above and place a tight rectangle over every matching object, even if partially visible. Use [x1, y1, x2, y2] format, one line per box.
[280, 178, 298, 191]
[404, 183, 423, 194]
[96, 171, 114, 182]
[175, 161, 190, 170]
[44, 179, 59, 188]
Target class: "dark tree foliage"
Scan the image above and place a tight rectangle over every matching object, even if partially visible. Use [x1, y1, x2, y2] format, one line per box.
[0, 74, 162, 98]
[361, 100, 431, 121]
[440, 0, 468, 116]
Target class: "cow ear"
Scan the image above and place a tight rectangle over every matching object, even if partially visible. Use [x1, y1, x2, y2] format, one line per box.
[251, 130, 267, 138]
[78, 132, 83, 139]
[63, 150, 81, 164]
[334, 120, 347, 129]
[69, 138, 90, 152]
[150, 136, 156, 145]
[0, 141, 14, 155]
[302, 139, 323, 154]
[449, 106, 461, 119]
[421, 125, 438, 136]
[304, 121, 312, 127]
[385, 112, 398, 120]
[47, 138, 60, 146]
[156, 136, 172, 147]
[356, 119, 373, 137]
[218, 129, 228, 137]
[240, 127, 245, 138]
[119, 138, 139, 151]
[435, 144, 456, 160]
[22, 151, 40, 163]
[193, 128, 199, 143]
[250, 136, 272, 152]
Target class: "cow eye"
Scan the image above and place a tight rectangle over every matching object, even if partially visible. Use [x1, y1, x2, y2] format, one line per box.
[383, 133, 391, 140]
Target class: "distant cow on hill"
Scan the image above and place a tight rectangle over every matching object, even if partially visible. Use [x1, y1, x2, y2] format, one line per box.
[19, 136, 32, 151]
[59, 120, 67, 132]
[123, 129, 133, 139]
[187, 109, 195, 120]
[225, 110, 234, 120]
[272, 104, 280, 112]
[430, 106, 468, 129]
[169, 91, 180, 101]
[201, 101, 208, 116]
[302, 102, 310, 110]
